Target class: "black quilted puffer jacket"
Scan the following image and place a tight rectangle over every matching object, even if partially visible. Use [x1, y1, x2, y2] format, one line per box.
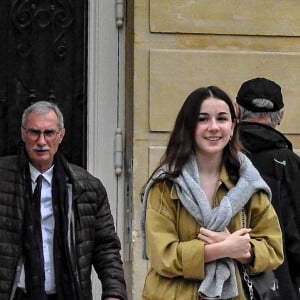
[0, 150, 127, 300]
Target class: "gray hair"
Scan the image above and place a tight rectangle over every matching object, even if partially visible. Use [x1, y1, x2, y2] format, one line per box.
[22, 101, 64, 129]
[239, 98, 284, 127]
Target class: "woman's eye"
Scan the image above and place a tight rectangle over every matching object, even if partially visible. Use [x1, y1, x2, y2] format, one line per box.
[218, 117, 227, 121]
[198, 117, 207, 122]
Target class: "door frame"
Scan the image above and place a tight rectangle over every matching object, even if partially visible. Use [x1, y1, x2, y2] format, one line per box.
[87, 0, 126, 298]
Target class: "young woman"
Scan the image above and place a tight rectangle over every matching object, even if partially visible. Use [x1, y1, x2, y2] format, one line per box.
[141, 86, 283, 300]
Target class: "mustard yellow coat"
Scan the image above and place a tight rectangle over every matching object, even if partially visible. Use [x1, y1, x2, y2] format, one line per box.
[142, 167, 283, 300]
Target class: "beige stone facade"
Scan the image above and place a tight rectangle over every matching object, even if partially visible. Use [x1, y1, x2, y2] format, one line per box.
[125, 1, 300, 299]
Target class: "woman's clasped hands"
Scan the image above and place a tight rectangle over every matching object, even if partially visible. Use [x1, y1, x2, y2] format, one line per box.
[198, 227, 253, 264]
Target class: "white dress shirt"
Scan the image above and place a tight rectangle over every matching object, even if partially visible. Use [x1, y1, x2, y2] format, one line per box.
[18, 164, 56, 293]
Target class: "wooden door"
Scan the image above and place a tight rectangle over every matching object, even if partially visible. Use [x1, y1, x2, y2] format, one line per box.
[0, 0, 87, 167]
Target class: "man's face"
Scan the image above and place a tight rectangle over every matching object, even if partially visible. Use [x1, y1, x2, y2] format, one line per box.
[21, 110, 65, 173]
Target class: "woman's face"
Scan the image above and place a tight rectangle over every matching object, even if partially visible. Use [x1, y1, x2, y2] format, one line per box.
[194, 97, 234, 157]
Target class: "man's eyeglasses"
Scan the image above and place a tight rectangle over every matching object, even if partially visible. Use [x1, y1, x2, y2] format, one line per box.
[22, 126, 60, 141]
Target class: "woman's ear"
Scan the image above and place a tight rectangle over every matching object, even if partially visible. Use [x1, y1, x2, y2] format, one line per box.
[231, 123, 235, 136]
[234, 103, 241, 123]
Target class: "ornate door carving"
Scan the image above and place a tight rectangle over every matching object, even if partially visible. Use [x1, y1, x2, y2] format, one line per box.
[0, 0, 87, 167]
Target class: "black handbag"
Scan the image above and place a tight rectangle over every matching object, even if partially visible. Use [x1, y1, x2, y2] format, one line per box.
[240, 265, 280, 300]
[240, 208, 280, 300]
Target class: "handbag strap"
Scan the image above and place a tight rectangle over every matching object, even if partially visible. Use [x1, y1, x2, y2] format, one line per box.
[241, 208, 255, 300]
[241, 207, 246, 228]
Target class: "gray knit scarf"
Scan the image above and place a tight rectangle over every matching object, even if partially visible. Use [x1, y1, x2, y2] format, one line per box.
[141, 152, 271, 299]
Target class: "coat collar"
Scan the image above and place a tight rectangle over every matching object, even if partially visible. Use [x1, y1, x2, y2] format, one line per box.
[170, 163, 235, 200]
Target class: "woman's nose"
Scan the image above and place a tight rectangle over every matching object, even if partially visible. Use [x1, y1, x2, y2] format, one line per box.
[207, 119, 218, 130]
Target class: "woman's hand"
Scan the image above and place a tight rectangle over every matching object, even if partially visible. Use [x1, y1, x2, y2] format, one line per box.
[198, 227, 231, 244]
[222, 228, 252, 261]
[201, 227, 253, 263]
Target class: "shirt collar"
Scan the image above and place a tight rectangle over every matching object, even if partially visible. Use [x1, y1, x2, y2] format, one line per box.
[219, 164, 235, 190]
[29, 163, 54, 184]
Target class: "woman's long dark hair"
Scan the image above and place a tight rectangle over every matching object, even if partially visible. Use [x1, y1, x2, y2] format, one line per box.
[155, 86, 242, 182]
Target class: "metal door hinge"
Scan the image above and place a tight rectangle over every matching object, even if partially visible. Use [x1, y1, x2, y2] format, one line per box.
[114, 128, 123, 175]
[115, 0, 124, 28]
[124, 158, 133, 261]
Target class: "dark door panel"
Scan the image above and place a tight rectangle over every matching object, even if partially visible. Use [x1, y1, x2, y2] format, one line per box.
[0, 0, 87, 167]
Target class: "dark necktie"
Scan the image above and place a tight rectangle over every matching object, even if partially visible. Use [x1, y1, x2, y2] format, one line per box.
[24, 174, 47, 299]
[33, 174, 43, 243]
[33, 175, 43, 208]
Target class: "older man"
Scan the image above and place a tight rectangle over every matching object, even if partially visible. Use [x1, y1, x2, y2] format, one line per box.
[236, 77, 300, 299]
[0, 101, 127, 300]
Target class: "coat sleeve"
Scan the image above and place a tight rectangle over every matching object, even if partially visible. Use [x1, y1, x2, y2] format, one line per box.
[92, 180, 127, 300]
[285, 153, 300, 236]
[245, 191, 284, 274]
[145, 181, 206, 280]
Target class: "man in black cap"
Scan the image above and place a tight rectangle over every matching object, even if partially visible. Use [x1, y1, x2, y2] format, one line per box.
[236, 77, 300, 299]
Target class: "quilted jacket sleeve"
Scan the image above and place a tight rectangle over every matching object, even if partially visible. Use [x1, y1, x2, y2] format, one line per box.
[68, 163, 127, 300]
[92, 180, 127, 300]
